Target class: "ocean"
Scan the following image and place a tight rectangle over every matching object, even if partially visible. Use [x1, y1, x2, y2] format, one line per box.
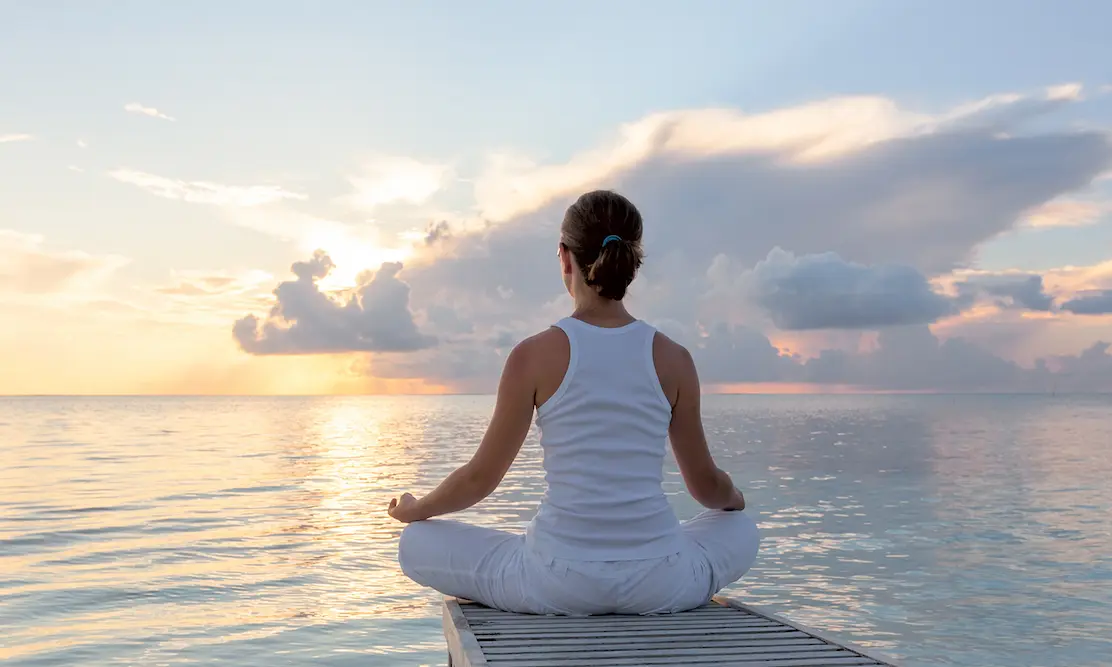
[1, 394, 1110, 666]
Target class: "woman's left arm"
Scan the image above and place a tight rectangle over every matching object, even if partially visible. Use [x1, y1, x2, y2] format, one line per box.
[388, 341, 536, 523]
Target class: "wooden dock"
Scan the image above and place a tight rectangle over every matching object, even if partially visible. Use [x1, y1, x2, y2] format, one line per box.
[442, 596, 900, 666]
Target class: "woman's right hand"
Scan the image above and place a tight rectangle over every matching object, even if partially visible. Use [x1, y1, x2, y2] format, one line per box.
[388, 492, 421, 523]
[724, 487, 746, 511]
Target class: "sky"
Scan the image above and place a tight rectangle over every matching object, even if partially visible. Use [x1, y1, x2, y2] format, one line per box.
[2, 0, 1112, 395]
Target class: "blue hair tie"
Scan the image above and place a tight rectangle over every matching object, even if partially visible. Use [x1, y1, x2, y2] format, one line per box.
[602, 234, 622, 248]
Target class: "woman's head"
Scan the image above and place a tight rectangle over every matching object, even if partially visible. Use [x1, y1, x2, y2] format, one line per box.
[559, 190, 644, 301]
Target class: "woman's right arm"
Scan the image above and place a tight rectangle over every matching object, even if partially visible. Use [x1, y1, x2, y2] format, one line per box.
[665, 343, 746, 511]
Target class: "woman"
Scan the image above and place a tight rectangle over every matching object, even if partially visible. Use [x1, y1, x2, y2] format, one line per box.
[389, 190, 759, 615]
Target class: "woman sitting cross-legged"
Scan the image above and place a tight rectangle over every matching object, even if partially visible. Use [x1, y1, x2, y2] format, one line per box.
[388, 189, 759, 615]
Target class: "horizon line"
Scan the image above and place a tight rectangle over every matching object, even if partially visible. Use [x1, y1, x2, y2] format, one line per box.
[0, 390, 1105, 399]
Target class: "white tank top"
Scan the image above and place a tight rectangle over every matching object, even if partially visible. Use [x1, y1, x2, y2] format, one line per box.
[525, 317, 685, 561]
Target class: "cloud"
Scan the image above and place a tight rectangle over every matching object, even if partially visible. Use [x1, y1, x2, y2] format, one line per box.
[472, 83, 1097, 223]
[691, 323, 1112, 392]
[133, 269, 277, 326]
[407, 87, 1111, 331]
[930, 83, 1089, 137]
[341, 156, 453, 211]
[109, 169, 306, 207]
[1042, 259, 1112, 293]
[234, 251, 434, 355]
[1044, 342, 1112, 391]
[1023, 199, 1110, 228]
[690, 323, 801, 383]
[0, 133, 33, 143]
[368, 312, 1112, 393]
[155, 269, 274, 303]
[955, 272, 1056, 312]
[423, 220, 452, 245]
[124, 103, 175, 121]
[223, 85, 1112, 392]
[1061, 290, 1112, 315]
[0, 230, 128, 295]
[156, 272, 268, 297]
[742, 248, 958, 330]
[77, 139, 88, 149]
[472, 98, 929, 223]
[105, 170, 378, 261]
[1045, 83, 1085, 101]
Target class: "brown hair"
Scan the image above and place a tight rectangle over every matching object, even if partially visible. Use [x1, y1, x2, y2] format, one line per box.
[560, 190, 644, 300]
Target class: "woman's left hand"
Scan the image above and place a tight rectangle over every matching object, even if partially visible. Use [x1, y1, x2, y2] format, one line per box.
[388, 492, 421, 523]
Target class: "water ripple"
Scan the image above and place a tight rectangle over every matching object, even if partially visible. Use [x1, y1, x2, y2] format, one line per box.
[2, 394, 1111, 666]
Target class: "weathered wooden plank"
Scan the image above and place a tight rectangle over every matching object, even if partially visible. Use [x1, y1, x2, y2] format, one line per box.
[476, 631, 808, 643]
[484, 647, 849, 660]
[486, 654, 878, 667]
[442, 597, 489, 667]
[467, 618, 773, 626]
[465, 609, 767, 622]
[466, 611, 759, 623]
[466, 605, 745, 618]
[714, 596, 901, 667]
[481, 637, 825, 651]
[475, 626, 787, 638]
[473, 626, 805, 640]
[468, 618, 780, 631]
[483, 640, 844, 656]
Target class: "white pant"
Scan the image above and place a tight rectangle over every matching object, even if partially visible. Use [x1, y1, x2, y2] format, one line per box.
[398, 510, 760, 615]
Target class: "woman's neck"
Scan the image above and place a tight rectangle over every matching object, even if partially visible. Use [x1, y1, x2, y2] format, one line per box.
[571, 293, 635, 327]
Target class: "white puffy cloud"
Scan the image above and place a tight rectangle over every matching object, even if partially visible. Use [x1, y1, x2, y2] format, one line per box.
[0, 133, 34, 144]
[234, 251, 434, 354]
[123, 103, 175, 121]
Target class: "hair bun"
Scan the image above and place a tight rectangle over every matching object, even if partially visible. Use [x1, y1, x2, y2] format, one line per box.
[561, 190, 644, 301]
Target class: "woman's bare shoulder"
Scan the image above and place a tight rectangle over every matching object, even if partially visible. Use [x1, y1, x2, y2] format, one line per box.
[509, 327, 571, 407]
[651, 329, 694, 370]
[514, 326, 569, 355]
[649, 329, 695, 407]
[505, 326, 571, 377]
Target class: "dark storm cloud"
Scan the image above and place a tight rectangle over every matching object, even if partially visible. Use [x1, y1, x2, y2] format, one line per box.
[690, 324, 1112, 392]
[1060, 290, 1112, 315]
[955, 273, 1056, 312]
[746, 248, 958, 330]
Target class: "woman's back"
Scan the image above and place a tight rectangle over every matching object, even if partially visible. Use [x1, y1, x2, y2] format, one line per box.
[393, 189, 757, 615]
[527, 317, 683, 561]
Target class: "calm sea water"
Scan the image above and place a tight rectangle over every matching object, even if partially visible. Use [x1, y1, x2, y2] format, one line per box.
[1, 395, 1110, 666]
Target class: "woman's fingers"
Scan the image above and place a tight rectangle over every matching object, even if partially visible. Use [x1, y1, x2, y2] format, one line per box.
[387, 493, 419, 523]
